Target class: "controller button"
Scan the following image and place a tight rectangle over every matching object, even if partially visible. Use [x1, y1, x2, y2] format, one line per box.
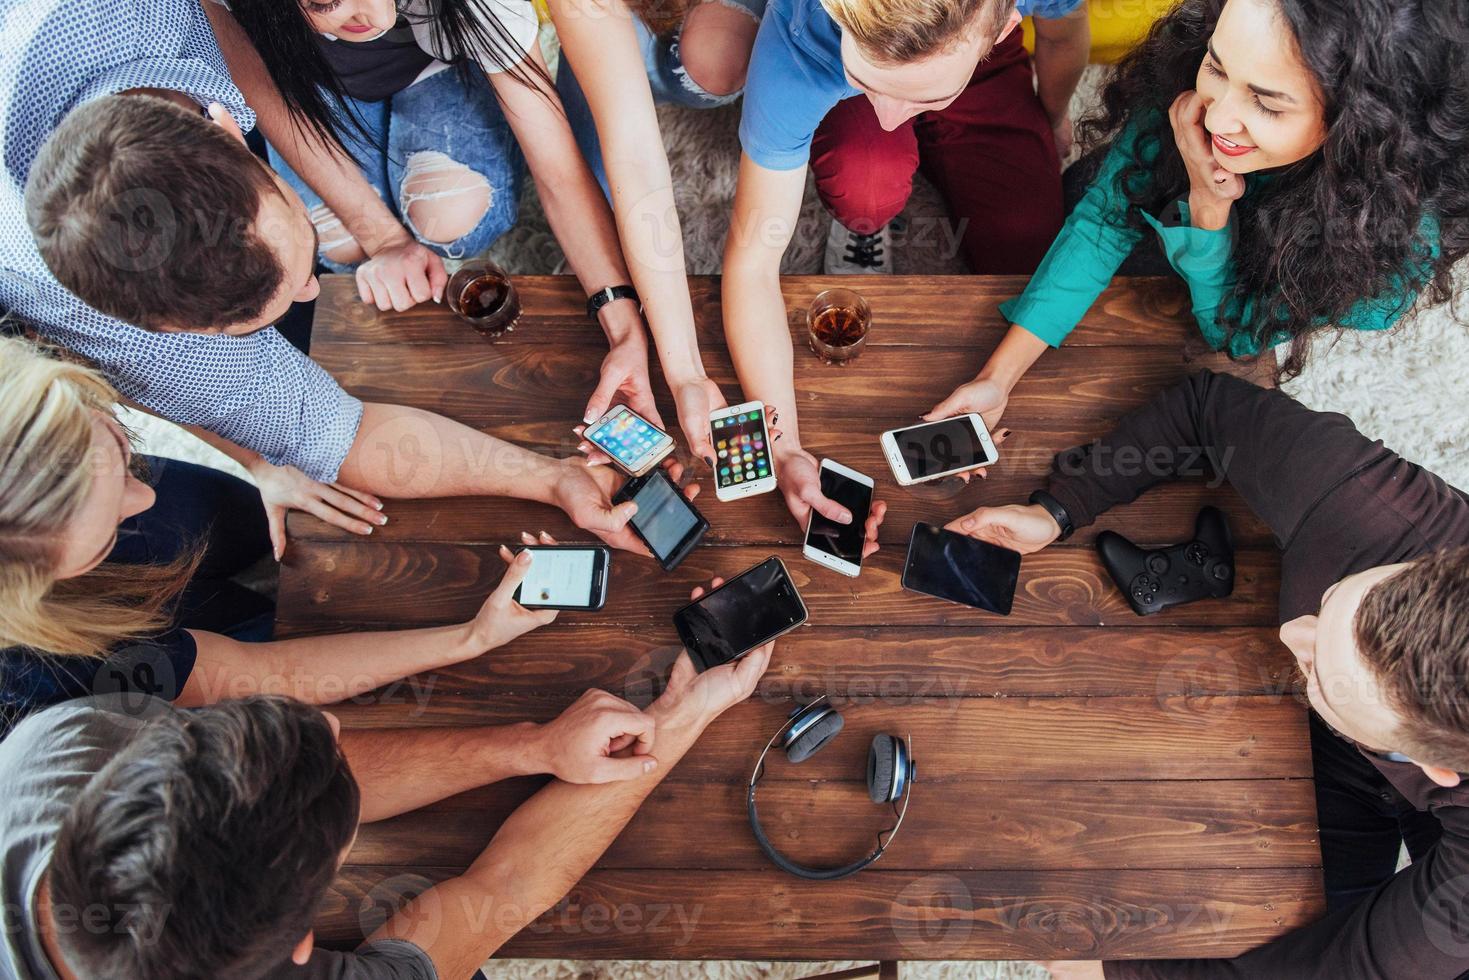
[1212, 564, 1232, 581]
[1185, 543, 1209, 565]
[1147, 554, 1170, 575]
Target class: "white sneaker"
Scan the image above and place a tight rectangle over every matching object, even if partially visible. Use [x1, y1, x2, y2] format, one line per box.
[824, 220, 893, 275]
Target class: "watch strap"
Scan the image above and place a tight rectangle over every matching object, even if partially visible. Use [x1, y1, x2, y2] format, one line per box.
[587, 285, 641, 319]
[1028, 490, 1075, 542]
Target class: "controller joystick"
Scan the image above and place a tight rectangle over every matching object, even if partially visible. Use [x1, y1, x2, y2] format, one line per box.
[1096, 507, 1235, 616]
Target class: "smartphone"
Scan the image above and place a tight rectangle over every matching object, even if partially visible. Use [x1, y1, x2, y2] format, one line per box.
[901, 522, 1021, 615]
[582, 405, 675, 477]
[710, 400, 777, 502]
[880, 414, 998, 486]
[672, 556, 808, 672]
[511, 545, 611, 611]
[802, 459, 874, 578]
[614, 470, 709, 571]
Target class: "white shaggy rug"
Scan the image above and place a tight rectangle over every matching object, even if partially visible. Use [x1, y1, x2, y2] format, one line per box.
[121, 67, 1467, 980]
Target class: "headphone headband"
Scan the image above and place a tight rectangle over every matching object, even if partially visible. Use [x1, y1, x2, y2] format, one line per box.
[747, 698, 913, 881]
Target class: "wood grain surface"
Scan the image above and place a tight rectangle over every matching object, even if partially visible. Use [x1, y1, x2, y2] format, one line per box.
[285, 275, 1322, 961]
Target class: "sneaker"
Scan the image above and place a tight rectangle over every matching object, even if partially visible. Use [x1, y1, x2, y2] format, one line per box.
[824, 220, 892, 275]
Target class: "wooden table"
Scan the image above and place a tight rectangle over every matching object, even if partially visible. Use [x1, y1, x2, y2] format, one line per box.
[280, 275, 1325, 965]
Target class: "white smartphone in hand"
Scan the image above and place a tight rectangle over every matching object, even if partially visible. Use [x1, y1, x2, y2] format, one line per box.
[581, 405, 675, 476]
[710, 400, 777, 502]
[802, 459, 874, 577]
[881, 414, 998, 486]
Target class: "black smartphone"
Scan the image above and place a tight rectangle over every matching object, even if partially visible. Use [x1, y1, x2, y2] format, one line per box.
[511, 545, 611, 611]
[672, 556, 808, 672]
[901, 522, 1021, 615]
[614, 470, 709, 571]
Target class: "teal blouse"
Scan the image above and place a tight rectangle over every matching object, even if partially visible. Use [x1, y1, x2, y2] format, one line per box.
[1000, 123, 1441, 355]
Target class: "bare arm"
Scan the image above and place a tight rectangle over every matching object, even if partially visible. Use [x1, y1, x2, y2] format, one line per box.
[176, 546, 555, 706]
[1031, 4, 1091, 156]
[547, 0, 723, 459]
[365, 646, 772, 978]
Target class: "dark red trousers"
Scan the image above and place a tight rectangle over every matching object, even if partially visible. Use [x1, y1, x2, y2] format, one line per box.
[810, 30, 1064, 274]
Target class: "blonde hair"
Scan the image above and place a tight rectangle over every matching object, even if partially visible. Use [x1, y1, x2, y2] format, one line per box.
[822, 0, 1012, 63]
[0, 337, 194, 657]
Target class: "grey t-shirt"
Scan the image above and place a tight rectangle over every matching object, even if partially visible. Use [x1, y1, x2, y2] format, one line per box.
[0, 696, 438, 979]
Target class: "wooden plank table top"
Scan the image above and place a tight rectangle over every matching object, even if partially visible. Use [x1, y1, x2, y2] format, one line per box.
[281, 274, 1323, 964]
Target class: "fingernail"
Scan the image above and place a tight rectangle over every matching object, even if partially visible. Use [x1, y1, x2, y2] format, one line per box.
[377, 515, 388, 525]
[365, 526, 374, 535]
[273, 548, 281, 561]
[375, 501, 384, 511]
[774, 433, 783, 442]
[703, 456, 714, 467]
[642, 759, 656, 773]
[583, 412, 597, 424]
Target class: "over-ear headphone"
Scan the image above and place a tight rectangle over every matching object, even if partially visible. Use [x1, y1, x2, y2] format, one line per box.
[747, 695, 915, 880]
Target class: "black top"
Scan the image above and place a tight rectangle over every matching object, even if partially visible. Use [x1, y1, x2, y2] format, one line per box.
[1041, 370, 1469, 979]
[316, 18, 435, 103]
[0, 629, 197, 739]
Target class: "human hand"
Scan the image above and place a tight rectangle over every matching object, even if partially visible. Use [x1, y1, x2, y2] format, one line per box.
[246, 458, 385, 561]
[770, 440, 887, 555]
[1035, 961, 1105, 980]
[1169, 90, 1245, 229]
[672, 374, 727, 467]
[925, 376, 1010, 433]
[945, 502, 1062, 555]
[355, 236, 449, 311]
[529, 687, 659, 783]
[463, 533, 562, 654]
[583, 323, 661, 441]
[551, 456, 701, 556]
[656, 578, 776, 724]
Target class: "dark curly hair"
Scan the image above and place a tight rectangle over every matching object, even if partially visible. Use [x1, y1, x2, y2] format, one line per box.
[1076, 0, 1469, 378]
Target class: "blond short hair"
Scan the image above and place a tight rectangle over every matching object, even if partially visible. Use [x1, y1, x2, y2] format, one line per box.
[822, 0, 1015, 63]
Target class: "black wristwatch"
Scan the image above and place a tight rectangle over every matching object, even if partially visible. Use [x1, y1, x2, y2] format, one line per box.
[587, 285, 641, 319]
[1028, 490, 1075, 542]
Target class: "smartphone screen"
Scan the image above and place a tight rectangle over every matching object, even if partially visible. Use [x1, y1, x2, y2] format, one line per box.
[673, 557, 807, 671]
[806, 465, 873, 566]
[902, 523, 1021, 615]
[712, 406, 772, 492]
[514, 548, 604, 608]
[627, 472, 705, 564]
[894, 417, 994, 480]
[585, 407, 672, 470]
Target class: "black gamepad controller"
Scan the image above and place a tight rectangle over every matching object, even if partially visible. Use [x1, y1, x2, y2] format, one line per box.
[1096, 507, 1235, 616]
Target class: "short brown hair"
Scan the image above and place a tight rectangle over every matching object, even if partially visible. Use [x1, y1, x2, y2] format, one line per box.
[821, 0, 1014, 63]
[24, 94, 284, 331]
[50, 696, 359, 979]
[1355, 546, 1469, 771]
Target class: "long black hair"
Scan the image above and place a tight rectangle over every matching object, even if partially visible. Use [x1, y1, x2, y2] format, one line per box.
[226, 0, 552, 152]
[1076, 0, 1469, 378]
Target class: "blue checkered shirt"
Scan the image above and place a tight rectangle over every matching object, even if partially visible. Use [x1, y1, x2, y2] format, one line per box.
[0, 0, 363, 482]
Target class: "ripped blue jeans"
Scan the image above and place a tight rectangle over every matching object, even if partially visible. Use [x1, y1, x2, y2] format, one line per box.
[269, 67, 524, 273]
[556, 0, 767, 193]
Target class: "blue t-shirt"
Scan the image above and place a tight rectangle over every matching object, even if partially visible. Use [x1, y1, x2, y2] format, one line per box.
[739, 0, 1085, 170]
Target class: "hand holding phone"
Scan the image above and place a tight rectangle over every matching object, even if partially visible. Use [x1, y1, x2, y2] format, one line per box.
[661, 576, 776, 722]
[881, 415, 999, 486]
[672, 557, 808, 672]
[467, 540, 562, 651]
[511, 543, 612, 610]
[803, 459, 874, 577]
[614, 470, 709, 570]
[581, 404, 675, 476]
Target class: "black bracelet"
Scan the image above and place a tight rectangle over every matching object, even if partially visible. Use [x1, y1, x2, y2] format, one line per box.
[587, 285, 641, 319]
[1028, 490, 1075, 542]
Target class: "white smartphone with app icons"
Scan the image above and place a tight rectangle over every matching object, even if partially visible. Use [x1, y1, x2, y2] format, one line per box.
[581, 405, 676, 477]
[881, 414, 998, 486]
[802, 459, 874, 578]
[710, 400, 778, 502]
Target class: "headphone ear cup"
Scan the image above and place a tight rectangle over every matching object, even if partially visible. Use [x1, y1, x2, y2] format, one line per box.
[867, 734, 898, 803]
[785, 710, 843, 763]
